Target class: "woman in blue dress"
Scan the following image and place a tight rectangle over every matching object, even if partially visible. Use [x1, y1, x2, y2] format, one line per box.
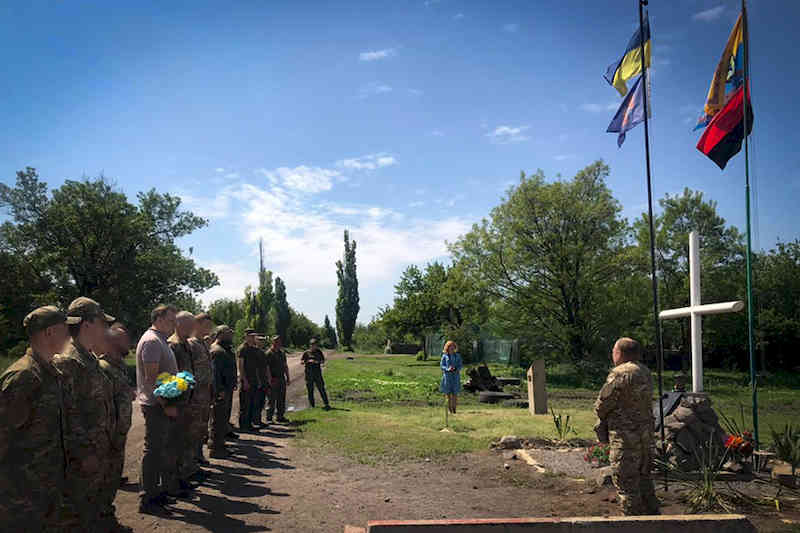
[440, 341, 462, 414]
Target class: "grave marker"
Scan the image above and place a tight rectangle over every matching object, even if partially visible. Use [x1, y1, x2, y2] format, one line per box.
[527, 360, 547, 415]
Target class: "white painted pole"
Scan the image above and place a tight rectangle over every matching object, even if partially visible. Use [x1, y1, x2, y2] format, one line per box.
[659, 300, 745, 319]
[689, 232, 703, 393]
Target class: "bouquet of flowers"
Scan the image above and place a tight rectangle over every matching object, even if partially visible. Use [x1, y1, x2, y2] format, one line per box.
[584, 442, 611, 466]
[154, 371, 196, 404]
[725, 431, 754, 458]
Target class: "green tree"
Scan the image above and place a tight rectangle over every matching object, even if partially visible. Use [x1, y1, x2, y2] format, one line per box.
[208, 298, 244, 327]
[450, 161, 628, 362]
[252, 239, 274, 335]
[0, 168, 218, 337]
[336, 230, 360, 350]
[321, 314, 338, 348]
[274, 276, 291, 342]
[286, 308, 320, 348]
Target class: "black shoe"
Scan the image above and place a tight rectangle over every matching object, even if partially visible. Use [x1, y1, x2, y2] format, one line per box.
[155, 493, 176, 505]
[198, 456, 210, 466]
[179, 479, 197, 491]
[323, 405, 331, 411]
[276, 417, 289, 423]
[226, 431, 239, 440]
[120, 475, 129, 484]
[139, 498, 170, 515]
[168, 488, 192, 499]
[209, 448, 230, 459]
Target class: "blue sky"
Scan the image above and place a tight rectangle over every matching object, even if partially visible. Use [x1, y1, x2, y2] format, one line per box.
[1, 0, 798, 325]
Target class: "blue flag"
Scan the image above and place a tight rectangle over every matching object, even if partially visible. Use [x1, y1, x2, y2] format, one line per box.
[607, 73, 649, 147]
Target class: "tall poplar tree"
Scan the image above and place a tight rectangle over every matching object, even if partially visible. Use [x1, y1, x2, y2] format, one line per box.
[336, 230, 359, 350]
[273, 276, 291, 342]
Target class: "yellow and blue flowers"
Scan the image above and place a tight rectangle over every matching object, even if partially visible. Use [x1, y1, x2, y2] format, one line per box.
[154, 371, 196, 399]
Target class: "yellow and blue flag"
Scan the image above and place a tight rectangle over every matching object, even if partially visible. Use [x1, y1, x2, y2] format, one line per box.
[604, 14, 651, 97]
[607, 73, 649, 147]
[693, 13, 745, 130]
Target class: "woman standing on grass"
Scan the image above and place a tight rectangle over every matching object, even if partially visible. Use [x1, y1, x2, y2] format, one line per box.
[440, 341, 462, 414]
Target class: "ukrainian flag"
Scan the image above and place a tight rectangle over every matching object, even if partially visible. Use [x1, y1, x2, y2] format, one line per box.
[604, 14, 651, 97]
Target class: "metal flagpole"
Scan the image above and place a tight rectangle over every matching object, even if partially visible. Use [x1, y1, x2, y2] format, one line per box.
[741, 0, 759, 449]
[638, 0, 667, 489]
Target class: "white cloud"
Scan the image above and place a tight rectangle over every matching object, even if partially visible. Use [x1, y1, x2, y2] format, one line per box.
[178, 191, 232, 221]
[503, 23, 519, 33]
[408, 88, 423, 96]
[429, 129, 445, 137]
[359, 82, 393, 98]
[454, 13, 464, 20]
[486, 125, 530, 144]
[692, 6, 725, 21]
[258, 166, 341, 194]
[359, 48, 396, 62]
[409, 200, 425, 208]
[337, 153, 397, 171]
[554, 154, 574, 161]
[580, 102, 619, 113]
[224, 172, 239, 179]
[215, 168, 225, 173]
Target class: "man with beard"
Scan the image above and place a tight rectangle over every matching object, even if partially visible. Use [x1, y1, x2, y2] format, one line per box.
[53, 297, 117, 531]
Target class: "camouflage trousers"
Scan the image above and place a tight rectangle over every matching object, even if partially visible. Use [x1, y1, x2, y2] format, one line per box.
[59, 440, 113, 531]
[209, 388, 233, 451]
[609, 431, 660, 515]
[173, 404, 197, 482]
[0, 476, 63, 532]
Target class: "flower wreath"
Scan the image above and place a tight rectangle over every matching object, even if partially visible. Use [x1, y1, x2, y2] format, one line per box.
[154, 371, 196, 399]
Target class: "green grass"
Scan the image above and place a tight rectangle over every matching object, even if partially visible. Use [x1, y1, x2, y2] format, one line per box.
[292, 355, 800, 464]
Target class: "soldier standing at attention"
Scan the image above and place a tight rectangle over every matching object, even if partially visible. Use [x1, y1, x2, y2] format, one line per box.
[190, 313, 215, 466]
[136, 304, 180, 515]
[301, 338, 331, 411]
[0, 306, 77, 532]
[254, 335, 271, 427]
[208, 325, 237, 458]
[594, 337, 660, 516]
[265, 335, 290, 423]
[168, 311, 199, 492]
[53, 296, 117, 531]
[236, 328, 263, 431]
[98, 323, 136, 532]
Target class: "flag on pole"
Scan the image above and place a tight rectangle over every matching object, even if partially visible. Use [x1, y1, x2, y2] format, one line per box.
[603, 13, 651, 97]
[693, 13, 745, 130]
[696, 83, 753, 169]
[607, 73, 650, 147]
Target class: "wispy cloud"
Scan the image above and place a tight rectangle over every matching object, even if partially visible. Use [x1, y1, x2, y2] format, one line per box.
[454, 13, 464, 20]
[554, 154, 575, 161]
[224, 172, 239, 179]
[258, 166, 341, 194]
[409, 200, 425, 208]
[486, 125, 530, 144]
[408, 88, 423, 96]
[215, 168, 225, 173]
[359, 48, 396, 62]
[359, 82, 393, 98]
[692, 6, 725, 21]
[429, 129, 445, 137]
[503, 23, 519, 33]
[337, 153, 397, 171]
[580, 102, 619, 113]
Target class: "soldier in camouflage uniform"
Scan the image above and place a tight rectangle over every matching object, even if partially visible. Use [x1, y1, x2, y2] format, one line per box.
[208, 325, 237, 458]
[98, 323, 135, 532]
[236, 328, 263, 431]
[190, 313, 214, 467]
[0, 306, 77, 532]
[168, 311, 199, 492]
[254, 335, 270, 426]
[53, 296, 117, 531]
[594, 337, 660, 516]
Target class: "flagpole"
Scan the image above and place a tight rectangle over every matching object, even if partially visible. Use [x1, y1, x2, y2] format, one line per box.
[637, 0, 667, 490]
[741, 0, 759, 450]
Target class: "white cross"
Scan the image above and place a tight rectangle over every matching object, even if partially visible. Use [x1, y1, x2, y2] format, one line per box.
[658, 231, 744, 393]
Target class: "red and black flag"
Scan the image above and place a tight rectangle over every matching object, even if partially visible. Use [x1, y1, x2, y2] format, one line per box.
[696, 84, 753, 170]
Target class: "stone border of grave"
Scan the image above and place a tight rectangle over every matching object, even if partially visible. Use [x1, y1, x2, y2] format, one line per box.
[491, 435, 595, 451]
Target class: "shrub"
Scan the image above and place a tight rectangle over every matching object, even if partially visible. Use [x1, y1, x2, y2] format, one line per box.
[771, 423, 800, 477]
[415, 351, 424, 361]
[551, 408, 576, 443]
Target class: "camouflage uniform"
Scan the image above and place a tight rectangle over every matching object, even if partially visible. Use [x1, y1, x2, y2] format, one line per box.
[594, 361, 660, 516]
[168, 334, 197, 481]
[266, 347, 289, 420]
[0, 348, 67, 532]
[209, 341, 237, 452]
[98, 354, 134, 517]
[53, 339, 116, 531]
[188, 338, 212, 459]
[254, 347, 270, 424]
[236, 342, 262, 429]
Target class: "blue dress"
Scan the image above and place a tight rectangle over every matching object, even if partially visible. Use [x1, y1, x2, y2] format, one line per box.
[439, 352, 463, 394]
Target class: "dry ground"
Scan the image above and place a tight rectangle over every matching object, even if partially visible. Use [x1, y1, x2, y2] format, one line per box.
[112, 352, 799, 532]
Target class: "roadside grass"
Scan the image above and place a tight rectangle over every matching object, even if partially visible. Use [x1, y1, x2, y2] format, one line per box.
[291, 355, 800, 463]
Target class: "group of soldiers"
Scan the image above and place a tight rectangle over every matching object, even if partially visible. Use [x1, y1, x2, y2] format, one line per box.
[0, 296, 333, 531]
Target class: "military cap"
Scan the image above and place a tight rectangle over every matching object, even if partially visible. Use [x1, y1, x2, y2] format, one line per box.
[68, 296, 115, 323]
[309, 338, 319, 345]
[244, 328, 257, 336]
[270, 335, 281, 343]
[23, 305, 81, 336]
[214, 324, 233, 335]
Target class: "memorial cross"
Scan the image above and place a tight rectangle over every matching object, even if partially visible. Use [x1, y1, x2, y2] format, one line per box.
[658, 231, 744, 393]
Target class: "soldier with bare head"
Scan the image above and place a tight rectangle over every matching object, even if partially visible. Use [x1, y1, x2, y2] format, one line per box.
[594, 337, 660, 516]
[0, 306, 77, 532]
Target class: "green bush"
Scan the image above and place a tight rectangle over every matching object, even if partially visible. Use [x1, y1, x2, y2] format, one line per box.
[415, 351, 424, 361]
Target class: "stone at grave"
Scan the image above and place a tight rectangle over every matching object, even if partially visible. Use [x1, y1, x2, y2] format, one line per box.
[502, 450, 518, 460]
[498, 435, 522, 449]
[527, 360, 547, 415]
[594, 466, 614, 487]
[659, 394, 726, 471]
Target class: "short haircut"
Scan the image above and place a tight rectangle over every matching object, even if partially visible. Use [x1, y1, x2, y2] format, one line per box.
[615, 337, 642, 361]
[110, 321, 127, 331]
[68, 323, 82, 340]
[195, 312, 212, 322]
[151, 304, 177, 324]
[175, 310, 195, 321]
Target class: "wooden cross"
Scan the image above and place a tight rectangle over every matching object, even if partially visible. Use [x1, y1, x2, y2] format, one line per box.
[658, 231, 744, 393]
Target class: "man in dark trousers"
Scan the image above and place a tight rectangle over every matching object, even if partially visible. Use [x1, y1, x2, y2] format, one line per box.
[301, 338, 330, 410]
[254, 335, 271, 427]
[208, 325, 237, 458]
[265, 336, 290, 423]
[236, 329, 263, 432]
